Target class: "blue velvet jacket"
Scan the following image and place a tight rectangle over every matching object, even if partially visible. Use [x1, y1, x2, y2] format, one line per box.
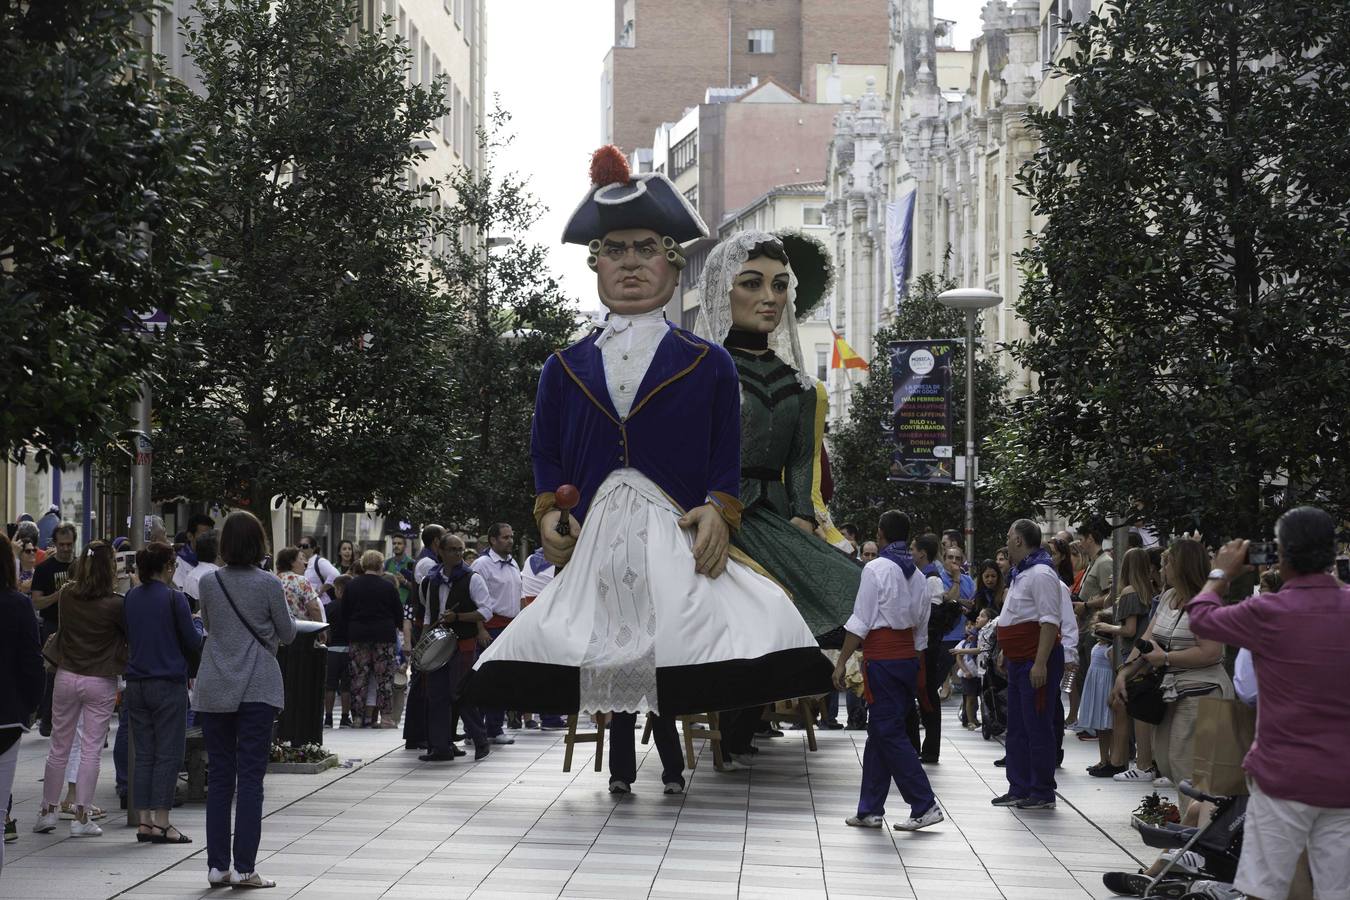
[532, 323, 742, 525]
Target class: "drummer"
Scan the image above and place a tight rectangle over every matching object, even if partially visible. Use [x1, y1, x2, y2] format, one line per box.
[417, 533, 492, 763]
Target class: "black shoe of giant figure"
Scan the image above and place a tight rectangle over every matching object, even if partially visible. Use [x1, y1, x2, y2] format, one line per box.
[474, 743, 491, 761]
[994, 757, 1006, 767]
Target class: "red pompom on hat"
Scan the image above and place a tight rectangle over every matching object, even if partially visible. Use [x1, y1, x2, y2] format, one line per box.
[589, 145, 631, 187]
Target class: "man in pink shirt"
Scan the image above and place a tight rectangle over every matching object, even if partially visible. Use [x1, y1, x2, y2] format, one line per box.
[1187, 506, 1350, 900]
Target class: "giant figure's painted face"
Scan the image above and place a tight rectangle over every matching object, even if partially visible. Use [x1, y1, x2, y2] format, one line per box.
[595, 228, 679, 315]
[728, 256, 790, 334]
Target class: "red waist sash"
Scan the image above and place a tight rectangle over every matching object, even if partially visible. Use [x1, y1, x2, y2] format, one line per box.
[457, 638, 478, 653]
[485, 614, 514, 630]
[996, 621, 1061, 711]
[859, 627, 930, 712]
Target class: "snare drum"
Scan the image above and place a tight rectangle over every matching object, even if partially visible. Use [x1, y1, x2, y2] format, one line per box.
[411, 624, 458, 673]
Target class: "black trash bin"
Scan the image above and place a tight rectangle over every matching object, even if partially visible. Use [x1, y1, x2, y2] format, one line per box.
[275, 628, 328, 747]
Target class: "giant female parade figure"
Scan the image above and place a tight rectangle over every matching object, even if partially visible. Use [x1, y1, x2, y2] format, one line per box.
[693, 231, 862, 761]
[467, 148, 830, 794]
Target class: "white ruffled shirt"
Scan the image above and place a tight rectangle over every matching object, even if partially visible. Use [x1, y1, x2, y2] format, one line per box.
[597, 309, 668, 419]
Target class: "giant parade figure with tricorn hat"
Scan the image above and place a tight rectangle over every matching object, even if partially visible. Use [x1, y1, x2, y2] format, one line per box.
[468, 146, 831, 794]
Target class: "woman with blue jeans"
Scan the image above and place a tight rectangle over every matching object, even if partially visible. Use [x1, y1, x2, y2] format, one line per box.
[194, 511, 295, 890]
[123, 541, 204, 843]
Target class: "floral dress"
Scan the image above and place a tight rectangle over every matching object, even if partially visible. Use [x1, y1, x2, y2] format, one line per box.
[278, 572, 318, 620]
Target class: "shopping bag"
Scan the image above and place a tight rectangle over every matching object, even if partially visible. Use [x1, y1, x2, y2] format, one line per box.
[1191, 696, 1256, 797]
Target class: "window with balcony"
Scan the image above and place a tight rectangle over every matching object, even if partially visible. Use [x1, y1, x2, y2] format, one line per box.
[816, 346, 828, 382]
[683, 185, 698, 212]
[747, 29, 774, 54]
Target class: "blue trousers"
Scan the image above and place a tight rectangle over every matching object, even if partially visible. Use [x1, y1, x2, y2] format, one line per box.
[114, 701, 129, 797]
[1004, 644, 1064, 803]
[126, 678, 189, 810]
[858, 658, 935, 819]
[609, 713, 684, 787]
[200, 703, 276, 875]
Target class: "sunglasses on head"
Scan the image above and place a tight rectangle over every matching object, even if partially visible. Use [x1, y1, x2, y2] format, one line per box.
[299, 543, 313, 550]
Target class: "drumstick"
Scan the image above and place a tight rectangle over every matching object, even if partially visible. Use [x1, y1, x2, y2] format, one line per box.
[554, 484, 580, 537]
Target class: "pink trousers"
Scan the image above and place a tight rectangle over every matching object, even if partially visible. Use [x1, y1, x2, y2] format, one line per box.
[43, 670, 117, 809]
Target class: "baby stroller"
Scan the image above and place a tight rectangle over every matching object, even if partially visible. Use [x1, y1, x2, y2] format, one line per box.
[1103, 780, 1246, 898]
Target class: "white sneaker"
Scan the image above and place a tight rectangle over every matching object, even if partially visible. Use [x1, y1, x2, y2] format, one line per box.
[1182, 881, 1243, 899]
[662, 782, 683, 795]
[893, 804, 944, 831]
[69, 817, 103, 837]
[718, 758, 746, 772]
[608, 778, 631, 794]
[1113, 765, 1152, 782]
[1153, 774, 1174, 788]
[844, 814, 884, 828]
[491, 734, 515, 745]
[730, 752, 755, 767]
[32, 809, 58, 834]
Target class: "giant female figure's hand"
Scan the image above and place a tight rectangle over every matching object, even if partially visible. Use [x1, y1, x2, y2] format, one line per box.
[540, 509, 579, 568]
[678, 504, 730, 579]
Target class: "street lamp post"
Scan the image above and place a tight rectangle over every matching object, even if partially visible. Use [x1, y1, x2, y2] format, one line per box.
[936, 287, 1002, 565]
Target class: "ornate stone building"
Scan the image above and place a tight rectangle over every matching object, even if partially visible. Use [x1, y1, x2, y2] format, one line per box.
[822, 0, 1045, 424]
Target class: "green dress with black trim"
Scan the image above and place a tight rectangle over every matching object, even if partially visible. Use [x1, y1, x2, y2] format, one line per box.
[728, 346, 861, 638]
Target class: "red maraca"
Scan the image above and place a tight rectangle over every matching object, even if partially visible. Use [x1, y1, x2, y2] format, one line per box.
[554, 484, 580, 537]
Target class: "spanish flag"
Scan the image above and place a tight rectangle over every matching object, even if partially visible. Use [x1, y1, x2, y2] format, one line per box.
[830, 330, 868, 370]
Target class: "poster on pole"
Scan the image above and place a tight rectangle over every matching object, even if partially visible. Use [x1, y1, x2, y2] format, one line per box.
[888, 340, 956, 484]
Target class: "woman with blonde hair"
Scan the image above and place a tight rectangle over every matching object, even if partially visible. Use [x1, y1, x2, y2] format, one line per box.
[1091, 546, 1158, 777]
[33, 542, 126, 837]
[340, 550, 403, 728]
[1111, 539, 1232, 806]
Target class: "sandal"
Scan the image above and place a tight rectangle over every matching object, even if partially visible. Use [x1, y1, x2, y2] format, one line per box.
[230, 871, 276, 889]
[150, 824, 193, 844]
[136, 823, 156, 843]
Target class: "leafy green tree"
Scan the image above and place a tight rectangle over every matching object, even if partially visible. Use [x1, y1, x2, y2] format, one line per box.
[0, 1, 214, 469]
[829, 270, 1012, 558]
[409, 110, 580, 536]
[154, 0, 459, 515]
[988, 0, 1350, 538]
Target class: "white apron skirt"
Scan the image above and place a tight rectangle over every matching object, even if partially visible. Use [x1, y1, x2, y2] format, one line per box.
[469, 469, 831, 716]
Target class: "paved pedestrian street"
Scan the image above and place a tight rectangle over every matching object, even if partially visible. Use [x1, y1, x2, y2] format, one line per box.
[3, 706, 1158, 900]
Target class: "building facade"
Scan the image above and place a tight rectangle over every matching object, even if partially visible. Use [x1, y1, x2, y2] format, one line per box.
[822, 0, 1045, 426]
[603, 0, 889, 156]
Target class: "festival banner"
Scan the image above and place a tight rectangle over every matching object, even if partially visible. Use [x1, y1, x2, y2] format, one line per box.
[888, 339, 955, 484]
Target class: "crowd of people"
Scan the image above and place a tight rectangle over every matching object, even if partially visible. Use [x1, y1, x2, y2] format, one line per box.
[3, 143, 1347, 899]
[0, 507, 521, 887]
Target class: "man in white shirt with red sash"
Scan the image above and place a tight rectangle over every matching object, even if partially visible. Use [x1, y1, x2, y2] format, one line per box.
[832, 510, 943, 832]
[992, 518, 1065, 810]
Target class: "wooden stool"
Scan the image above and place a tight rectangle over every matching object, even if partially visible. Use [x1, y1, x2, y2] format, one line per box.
[678, 712, 725, 771]
[764, 697, 821, 752]
[562, 713, 608, 772]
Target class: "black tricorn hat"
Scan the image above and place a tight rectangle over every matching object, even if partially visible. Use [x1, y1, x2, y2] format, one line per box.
[562, 145, 708, 245]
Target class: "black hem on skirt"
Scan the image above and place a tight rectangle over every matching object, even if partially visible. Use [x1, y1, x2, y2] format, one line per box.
[464, 647, 833, 716]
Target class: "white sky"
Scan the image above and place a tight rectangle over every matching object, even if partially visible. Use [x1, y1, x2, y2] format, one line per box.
[486, 0, 987, 307]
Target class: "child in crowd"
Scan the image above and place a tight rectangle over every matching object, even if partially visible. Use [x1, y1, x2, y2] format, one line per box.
[1080, 610, 1116, 772]
[952, 618, 982, 729]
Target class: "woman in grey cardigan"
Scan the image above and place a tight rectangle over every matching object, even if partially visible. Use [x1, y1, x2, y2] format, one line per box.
[194, 511, 295, 890]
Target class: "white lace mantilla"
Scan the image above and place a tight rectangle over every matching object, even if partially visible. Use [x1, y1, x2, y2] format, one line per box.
[694, 229, 813, 389]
